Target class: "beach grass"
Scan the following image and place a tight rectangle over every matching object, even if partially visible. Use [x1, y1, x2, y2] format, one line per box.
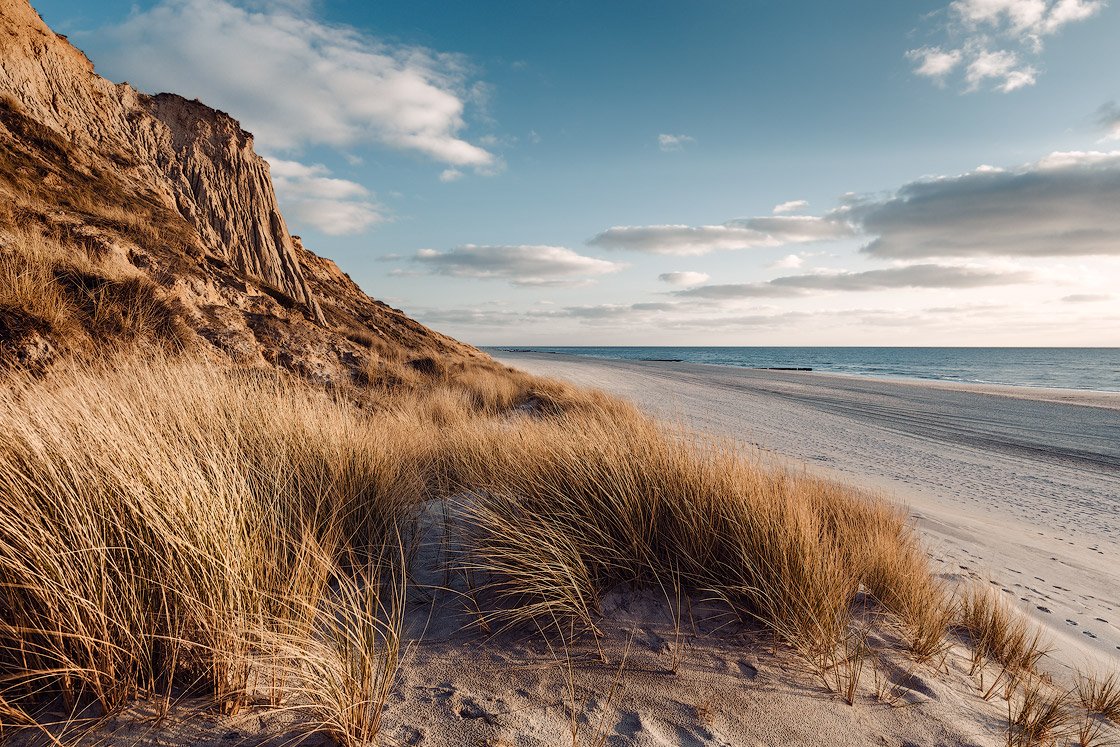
[0, 350, 1087, 741]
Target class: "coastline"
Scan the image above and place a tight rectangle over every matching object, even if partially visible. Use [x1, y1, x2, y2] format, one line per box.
[485, 348, 1120, 410]
[493, 350, 1120, 668]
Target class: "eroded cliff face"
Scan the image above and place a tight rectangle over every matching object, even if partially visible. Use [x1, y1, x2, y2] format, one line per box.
[0, 0, 318, 317]
[142, 94, 319, 314]
[0, 0, 482, 383]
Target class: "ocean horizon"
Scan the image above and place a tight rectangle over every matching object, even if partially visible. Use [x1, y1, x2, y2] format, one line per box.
[485, 346, 1120, 392]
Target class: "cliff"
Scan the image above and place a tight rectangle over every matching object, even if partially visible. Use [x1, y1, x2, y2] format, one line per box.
[0, 0, 483, 383]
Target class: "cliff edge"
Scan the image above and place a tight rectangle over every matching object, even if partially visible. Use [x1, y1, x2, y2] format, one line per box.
[0, 0, 481, 383]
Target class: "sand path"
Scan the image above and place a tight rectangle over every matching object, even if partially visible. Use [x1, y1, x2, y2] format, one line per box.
[493, 351, 1120, 668]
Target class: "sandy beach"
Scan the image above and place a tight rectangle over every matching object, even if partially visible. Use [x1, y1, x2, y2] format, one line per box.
[493, 351, 1120, 669]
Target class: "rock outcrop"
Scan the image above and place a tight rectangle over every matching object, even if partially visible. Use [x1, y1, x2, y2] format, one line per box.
[143, 94, 320, 317]
[0, 0, 483, 383]
[0, 0, 318, 316]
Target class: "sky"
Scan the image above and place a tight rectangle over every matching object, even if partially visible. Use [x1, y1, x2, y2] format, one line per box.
[35, 0, 1120, 346]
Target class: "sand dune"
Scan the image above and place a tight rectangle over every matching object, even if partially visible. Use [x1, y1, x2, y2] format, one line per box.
[494, 351, 1120, 669]
[78, 500, 1028, 747]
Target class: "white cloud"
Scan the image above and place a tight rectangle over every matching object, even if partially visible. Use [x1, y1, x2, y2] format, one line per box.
[1041, 0, 1105, 30]
[964, 49, 1037, 91]
[266, 157, 384, 234]
[589, 224, 771, 256]
[1061, 293, 1113, 302]
[769, 254, 804, 269]
[851, 150, 1120, 258]
[736, 215, 856, 242]
[413, 245, 623, 286]
[87, 0, 495, 167]
[952, 0, 1048, 33]
[951, 0, 1105, 35]
[588, 216, 853, 256]
[907, 0, 1104, 92]
[658, 133, 695, 152]
[907, 47, 964, 81]
[439, 168, 464, 183]
[675, 264, 1034, 299]
[590, 149, 1120, 267]
[772, 199, 810, 214]
[658, 271, 710, 286]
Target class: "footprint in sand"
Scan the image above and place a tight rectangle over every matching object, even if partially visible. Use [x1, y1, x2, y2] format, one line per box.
[737, 660, 759, 679]
[1037, 606, 1052, 613]
[614, 710, 643, 738]
[644, 630, 670, 654]
[452, 694, 496, 724]
[1084, 631, 1098, 639]
[1066, 619, 1078, 626]
[675, 723, 715, 747]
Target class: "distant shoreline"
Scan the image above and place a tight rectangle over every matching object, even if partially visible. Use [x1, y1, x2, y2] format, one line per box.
[485, 346, 1120, 401]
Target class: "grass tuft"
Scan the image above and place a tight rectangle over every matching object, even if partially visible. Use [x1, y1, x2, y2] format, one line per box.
[1079, 672, 1120, 723]
[958, 584, 1049, 680]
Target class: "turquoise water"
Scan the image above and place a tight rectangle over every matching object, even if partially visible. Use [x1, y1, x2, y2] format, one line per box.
[487, 347, 1120, 392]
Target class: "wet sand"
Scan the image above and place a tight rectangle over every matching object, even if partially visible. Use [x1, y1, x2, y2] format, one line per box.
[494, 351, 1120, 668]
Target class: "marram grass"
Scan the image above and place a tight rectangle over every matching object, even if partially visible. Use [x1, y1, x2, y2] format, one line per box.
[0, 352, 1107, 743]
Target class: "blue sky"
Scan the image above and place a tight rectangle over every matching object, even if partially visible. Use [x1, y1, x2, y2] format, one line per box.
[36, 0, 1120, 345]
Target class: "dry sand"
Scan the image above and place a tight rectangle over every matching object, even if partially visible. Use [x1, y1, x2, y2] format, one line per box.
[493, 351, 1120, 671]
[77, 502, 1030, 747]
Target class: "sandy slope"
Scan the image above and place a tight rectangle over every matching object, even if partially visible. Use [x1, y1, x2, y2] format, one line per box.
[60, 502, 1021, 747]
[493, 351, 1120, 670]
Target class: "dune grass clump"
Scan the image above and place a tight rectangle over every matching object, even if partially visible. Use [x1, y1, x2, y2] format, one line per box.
[0, 357, 416, 741]
[440, 402, 947, 660]
[0, 228, 194, 363]
[958, 584, 1049, 682]
[0, 233, 79, 338]
[861, 527, 955, 663]
[256, 537, 406, 747]
[1079, 672, 1120, 723]
[1008, 676, 1074, 747]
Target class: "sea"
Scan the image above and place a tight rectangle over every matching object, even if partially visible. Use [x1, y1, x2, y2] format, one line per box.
[486, 347, 1120, 392]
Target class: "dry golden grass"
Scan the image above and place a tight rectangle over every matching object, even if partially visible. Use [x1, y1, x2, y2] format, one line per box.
[2, 348, 1093, 742]
[438, 405, 944, 660]
[0, 231, 81, 338]
[1008, 677, 1075, 747]
[1079, 672, 1120, 723]
[256, 539, 406, 747]
[958, 584, 1049, 681]
[0, 229, 193, 360]
[0, 357, 418, 742]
